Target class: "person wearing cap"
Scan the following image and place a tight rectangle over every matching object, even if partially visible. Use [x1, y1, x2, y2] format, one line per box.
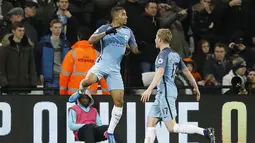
[0, 0, 13, 20]
[68, 90, 121, 143]
[0, 7, 24, 39]
[22, 0, 39, 44]
[222, 56, 247, 94]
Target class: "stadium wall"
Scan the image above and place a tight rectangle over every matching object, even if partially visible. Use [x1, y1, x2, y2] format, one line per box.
[0, 95, 252, 143]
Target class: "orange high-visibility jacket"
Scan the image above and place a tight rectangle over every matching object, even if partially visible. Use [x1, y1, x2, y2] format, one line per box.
[59, 40, 110, 95]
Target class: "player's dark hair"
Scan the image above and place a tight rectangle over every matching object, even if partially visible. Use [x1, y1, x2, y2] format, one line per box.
[111, 6, 125, 18]
[12, 22, 24, 30]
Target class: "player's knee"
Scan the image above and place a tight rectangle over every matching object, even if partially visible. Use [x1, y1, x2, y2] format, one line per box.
[111, 90, 124, 107]
[82, 79, 93, 86]
[168, 127, 174, 133]
[146, 117, 157, 127]
[166, 122, 176, 133]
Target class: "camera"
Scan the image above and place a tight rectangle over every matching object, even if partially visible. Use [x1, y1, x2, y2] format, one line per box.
[231, 75, 247, 94]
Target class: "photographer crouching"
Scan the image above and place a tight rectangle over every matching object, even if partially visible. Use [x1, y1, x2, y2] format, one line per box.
[222, 57, 248, 95]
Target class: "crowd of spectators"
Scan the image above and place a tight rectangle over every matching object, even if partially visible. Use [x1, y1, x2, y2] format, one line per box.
[0, 0, 255, 95]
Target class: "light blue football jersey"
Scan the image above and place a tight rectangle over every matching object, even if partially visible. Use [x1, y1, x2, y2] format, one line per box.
[155, 48, 187, 95]
[94, 24, 137, 71]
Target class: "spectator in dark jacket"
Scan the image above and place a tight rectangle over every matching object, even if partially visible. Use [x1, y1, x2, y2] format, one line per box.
[6, 0, 23, 7]
[217, 0, 253, 44]
[192, 0, 220, 45]
[247, 69, 255, 95]
[33, 0, 57, 38]
[0, 22, 37, 93]
[118, 0, 144, 31]
[0, 0, 13, 20]
[22, 0, 39, 45]
[51, 0, 80, 45]
[36, 19, 70, 95]
[192, 39, 213, 76]
[134, 1, 159, 73]
[203, 43, 232, 84]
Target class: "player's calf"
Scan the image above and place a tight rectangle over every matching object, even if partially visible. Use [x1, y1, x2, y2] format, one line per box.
[107, 90, 124, 134]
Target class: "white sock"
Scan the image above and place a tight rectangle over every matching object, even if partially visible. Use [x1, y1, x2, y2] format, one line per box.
[144, 127, 156, 143]
[107, 106, 123, 134]
[79, 79, 87, 94]
[173, 124, 205, 136]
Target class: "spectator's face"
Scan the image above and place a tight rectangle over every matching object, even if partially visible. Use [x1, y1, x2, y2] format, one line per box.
[145, 2, 157, 17]
[58, 0, 69, 10]
[25, 6, 37, 17]
[116, 10, 128, 25]
[214, 46, 225, 61]
[79, 94, 90, 107]
[12, 27, 25, 40]
[187, 64, 194, 72]
[50, 23, 62, 36]
[236, 66, 247, 76]
[201, 42, 210, 53]
[248, 71, 255, 84]
[10, 15, 24, 23]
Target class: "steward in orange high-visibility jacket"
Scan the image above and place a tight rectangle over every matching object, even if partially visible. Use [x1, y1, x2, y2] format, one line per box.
[59, 39, 110, 95]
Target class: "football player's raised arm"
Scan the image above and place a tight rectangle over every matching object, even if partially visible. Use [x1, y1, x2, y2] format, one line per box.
[88, 26, 107, 44]
[89, 26, 120, 44]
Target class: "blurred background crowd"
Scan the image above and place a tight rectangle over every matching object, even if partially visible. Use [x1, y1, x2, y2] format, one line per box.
[0, 0, 255, 96]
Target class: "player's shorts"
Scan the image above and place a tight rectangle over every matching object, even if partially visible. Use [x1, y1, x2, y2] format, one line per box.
[148, 89, 177, 121]
[88, 63, 124, 91]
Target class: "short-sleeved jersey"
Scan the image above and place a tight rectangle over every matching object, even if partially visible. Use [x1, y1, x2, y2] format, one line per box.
[155, 48, 186, 92]
[94, 24, 137, 70]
